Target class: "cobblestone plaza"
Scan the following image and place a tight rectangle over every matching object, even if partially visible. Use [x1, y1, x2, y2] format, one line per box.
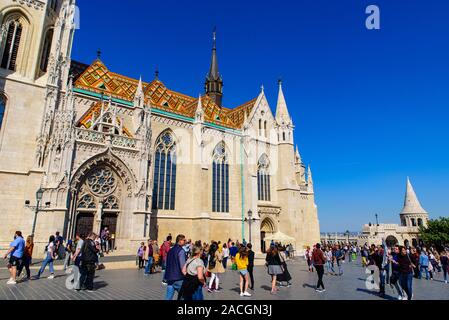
[0, 257, 447, 300]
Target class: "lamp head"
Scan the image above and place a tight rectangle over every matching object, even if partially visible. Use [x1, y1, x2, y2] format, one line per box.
[36, 187, 44, 202]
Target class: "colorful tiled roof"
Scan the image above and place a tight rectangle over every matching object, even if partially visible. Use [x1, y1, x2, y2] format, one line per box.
[72, 60, 257, 130]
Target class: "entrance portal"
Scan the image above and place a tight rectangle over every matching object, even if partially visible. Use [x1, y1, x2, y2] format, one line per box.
[75, 213, 94, 237]
[260, 218, 276, 253]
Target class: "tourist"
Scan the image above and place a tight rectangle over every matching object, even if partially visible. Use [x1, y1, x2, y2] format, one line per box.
[305, 246, 313, 272]
[235, 246, 251, 297]
[160, 235, 173, 284]
[247, 243, 255, 290]
[266, 246, 283, 295]
[429, 250, 440, 274]
[419, 248, 430, 280]
[335, 245, 344, 276]
[222, 243, 230, 270]
[72, 233, 84, 291]
[183, 239, 192, 258]
[164, 234, 187, 300]
[144, 239, 154, 275]
[312, 243, 326, 293]
[389, 245, 405, 300]
[36, 235, 56, 280]
[100, 227, 110, 253]
[229, 242, 238, 264]
[202, 242, 210, 268]
[79, 233, 99, 292]
[428, 253, 434, 280]
[411, 247, 420, 278]
[361, 245, 369, 267]
[181, 245, 206, 300]
[17, 235, 34, 281]
[3, 231, 25, 285]
[325, 247, 334, 275]
[277, 246, 292, 287]
[152, 240, 160, 272]
[207, 242, 224, 293]
[63, 239, 74, 273]
[372, 245, 386, 297]
[440, 251, 448, 284]
[55, 231, 65, 259]
[397, 246, 414, 300]
[137, 242, 145, 269]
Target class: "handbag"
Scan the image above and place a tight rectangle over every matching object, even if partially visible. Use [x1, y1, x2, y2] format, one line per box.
[231, 263, 237, 271]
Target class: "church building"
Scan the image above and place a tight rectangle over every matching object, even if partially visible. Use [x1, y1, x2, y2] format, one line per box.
[0, 0, 320, 253]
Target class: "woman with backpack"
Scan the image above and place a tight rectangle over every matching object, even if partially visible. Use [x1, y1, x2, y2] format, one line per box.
[180, 246, 206, 300]
[36, 235, 56, 279]
[207, 242, 224, 293]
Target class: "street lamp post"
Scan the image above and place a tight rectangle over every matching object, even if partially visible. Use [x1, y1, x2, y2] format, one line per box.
[26, 187, 50, 236]
[245, 210, 256, 244]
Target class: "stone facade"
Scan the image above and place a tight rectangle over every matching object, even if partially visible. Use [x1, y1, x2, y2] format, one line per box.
[0, 0, 320, 254]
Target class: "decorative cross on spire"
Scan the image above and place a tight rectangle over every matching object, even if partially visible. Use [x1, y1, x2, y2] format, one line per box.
[155, 66, 159, 80]
[96, 49, 102, 60]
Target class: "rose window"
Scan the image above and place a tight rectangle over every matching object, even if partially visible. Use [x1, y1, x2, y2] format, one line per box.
[87, 168, 117, 196]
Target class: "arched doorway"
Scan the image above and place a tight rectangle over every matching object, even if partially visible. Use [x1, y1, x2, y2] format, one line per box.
[260, 218, 276, 253]
[386, 235, 399, 247]
[74, 167, 122, 237]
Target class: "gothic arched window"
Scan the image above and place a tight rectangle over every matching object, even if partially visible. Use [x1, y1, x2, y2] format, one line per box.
[212, 142, 229, 213]
[1, 19, 23, 71]
[0, 95, 5, 130]
[40, 29, 53, 73]
[152, 131, 177, 211]
[258, 154, 271, 201]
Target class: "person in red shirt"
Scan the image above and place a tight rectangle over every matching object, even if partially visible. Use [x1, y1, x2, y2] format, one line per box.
[160, 235, 172, 284]
[312, 243, 326, 293]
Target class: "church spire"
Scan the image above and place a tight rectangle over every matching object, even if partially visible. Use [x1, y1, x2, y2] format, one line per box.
[295, 145, 302, 164]
[307, 165, 314, 193]
[134, 76, 144, 108]
[276, 79, 292, 126]
[401, 177, 427, 215]
[205, 28, 223, 107]
[195, 94, 204, 123]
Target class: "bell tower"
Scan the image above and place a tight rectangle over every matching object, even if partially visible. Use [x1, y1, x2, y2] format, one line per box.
[205, 29, 223, 107]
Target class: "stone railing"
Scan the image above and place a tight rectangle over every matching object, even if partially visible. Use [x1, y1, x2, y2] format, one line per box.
[111, 134, 138, 149]
[76, 128, 106, 144]
[76, 128, 139, 150]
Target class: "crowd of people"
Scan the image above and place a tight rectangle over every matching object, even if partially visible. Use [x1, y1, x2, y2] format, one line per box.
[2, 229, 110, 291]
[134, 234, 294, 300]
[309, 241, 449, 299]
[4, 229, 448, 300]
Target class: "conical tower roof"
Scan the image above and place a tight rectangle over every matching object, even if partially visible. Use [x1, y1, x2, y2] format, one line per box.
[401, 177, 427, 215]
[275, 80, 292, 125]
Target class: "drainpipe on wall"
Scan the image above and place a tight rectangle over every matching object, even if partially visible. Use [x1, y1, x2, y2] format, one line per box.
[240, 137, 245, 241]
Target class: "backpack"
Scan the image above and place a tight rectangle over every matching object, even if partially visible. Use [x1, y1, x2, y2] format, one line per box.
[209, 255, 216, 269]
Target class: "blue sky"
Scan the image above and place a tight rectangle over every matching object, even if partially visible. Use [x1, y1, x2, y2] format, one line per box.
[73, 0, 449, 232]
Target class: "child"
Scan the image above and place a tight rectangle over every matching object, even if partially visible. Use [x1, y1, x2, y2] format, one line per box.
[137, 242, 145, 269]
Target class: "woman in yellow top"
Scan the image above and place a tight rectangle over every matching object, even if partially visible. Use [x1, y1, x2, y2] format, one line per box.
[235, 246, 252, 297]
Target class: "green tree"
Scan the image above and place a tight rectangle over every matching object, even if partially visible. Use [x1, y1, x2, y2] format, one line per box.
[419, 217, 449, 249]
